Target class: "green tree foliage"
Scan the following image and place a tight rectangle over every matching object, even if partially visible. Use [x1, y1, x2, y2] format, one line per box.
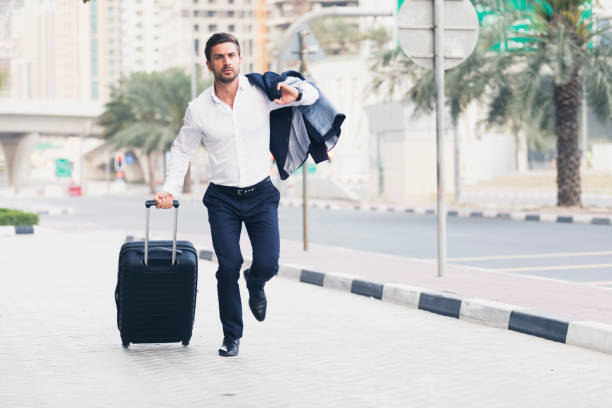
[370, 0, 612, 207]
[311, 18, 391, 56]
[98, 69, 210, 193]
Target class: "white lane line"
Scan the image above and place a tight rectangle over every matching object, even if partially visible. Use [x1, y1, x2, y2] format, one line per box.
[501, 263, 612, 273]
[445, 251, 612, 262]
[584, 281, 612, 286]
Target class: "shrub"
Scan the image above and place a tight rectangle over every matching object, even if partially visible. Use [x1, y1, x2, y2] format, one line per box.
[0, 208, 39, 226]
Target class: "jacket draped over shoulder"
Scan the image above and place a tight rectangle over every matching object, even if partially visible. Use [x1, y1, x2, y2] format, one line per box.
[245, 70, 346, 180]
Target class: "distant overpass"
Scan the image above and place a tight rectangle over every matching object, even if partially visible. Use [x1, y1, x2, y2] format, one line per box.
[0, 99, 104, 186]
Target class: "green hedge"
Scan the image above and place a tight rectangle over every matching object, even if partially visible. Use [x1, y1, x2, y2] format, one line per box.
[0, 208, 39, 226]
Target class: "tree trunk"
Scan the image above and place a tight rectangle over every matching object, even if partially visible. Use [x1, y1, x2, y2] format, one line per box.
[147, 152, 157, 194]
[554, 70, 582, 207]
[182, 164, 192, 194]
[512, 124, 528, 172]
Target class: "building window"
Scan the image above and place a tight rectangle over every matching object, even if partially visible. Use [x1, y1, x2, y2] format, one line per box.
[229, 24, 235, 31]
[207, 10, 215, 17]
[228, 0, 234, 3]
[194, 24, 199, 31]
[92, 81, 99, 100]
[209, 24, 217, 31]
[228, 10, 234, 17]
[90, 0, 97, 35]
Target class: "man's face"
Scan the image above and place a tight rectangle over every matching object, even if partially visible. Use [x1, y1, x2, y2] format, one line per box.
[206, 42, 241, 84]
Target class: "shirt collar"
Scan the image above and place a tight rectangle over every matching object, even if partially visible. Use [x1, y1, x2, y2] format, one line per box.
[210, 74, 247, 104]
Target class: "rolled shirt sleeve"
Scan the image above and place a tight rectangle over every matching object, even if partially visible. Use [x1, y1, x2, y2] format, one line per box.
[161, 105, 203, 197]
[269, 78, 319, 111]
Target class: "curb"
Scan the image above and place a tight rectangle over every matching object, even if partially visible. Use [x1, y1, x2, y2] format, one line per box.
[36, 207, 75, 216]
[278, 200, 612, 226]
[192, 243, 612, 356]
[164, 195, 611, 226]
[0, 225, 37, 236]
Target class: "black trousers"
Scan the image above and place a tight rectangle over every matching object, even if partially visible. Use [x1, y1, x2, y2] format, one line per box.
[202, 177, 280, 339]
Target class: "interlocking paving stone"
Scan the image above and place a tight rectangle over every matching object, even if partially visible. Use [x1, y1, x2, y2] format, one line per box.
[1, 231, 612, 407]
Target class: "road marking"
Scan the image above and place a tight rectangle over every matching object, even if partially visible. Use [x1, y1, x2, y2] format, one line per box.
[584, 281, 612, 286]
[501, 264, 612, 273]
[446, 251, 612, 262]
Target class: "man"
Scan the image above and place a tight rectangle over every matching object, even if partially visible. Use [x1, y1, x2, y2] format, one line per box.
[153, 33, 319, 357]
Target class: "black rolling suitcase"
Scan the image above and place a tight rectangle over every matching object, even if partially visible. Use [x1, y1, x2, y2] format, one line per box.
[115, 200, 198, 348]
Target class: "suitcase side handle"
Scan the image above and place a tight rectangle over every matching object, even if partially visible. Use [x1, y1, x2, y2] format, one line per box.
[144, 200, 180, 266]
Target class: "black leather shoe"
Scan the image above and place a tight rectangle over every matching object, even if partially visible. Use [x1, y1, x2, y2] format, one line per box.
[244, 269, 267, 321]
[248, 288, 267, 321]
[218, 337, 240, 357]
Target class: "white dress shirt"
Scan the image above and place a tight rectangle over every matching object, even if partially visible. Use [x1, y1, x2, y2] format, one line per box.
[162, 74, 319, 197]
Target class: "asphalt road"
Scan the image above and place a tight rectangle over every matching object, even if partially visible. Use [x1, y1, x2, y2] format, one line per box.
[32, 195, 612, 287]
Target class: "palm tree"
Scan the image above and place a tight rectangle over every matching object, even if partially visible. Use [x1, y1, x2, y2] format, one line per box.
[369, 33, 510, 200]
[99, 69, 210, 193]
[482, 0, 612, 206]
[371, 0, 612, 207]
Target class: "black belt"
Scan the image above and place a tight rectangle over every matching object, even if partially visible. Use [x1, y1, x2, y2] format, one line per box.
[211, 177, 271, 196]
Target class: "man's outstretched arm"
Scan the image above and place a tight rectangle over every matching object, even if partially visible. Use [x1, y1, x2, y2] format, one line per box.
[269, 80, 319, 110]
[154, 105, 203, 208]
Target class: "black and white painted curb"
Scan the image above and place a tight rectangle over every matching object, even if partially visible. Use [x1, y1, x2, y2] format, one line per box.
[36, 207, 75, 216]
[0, 225, 37, 236]
[279, 200, 612, 226]
[168, 195, 611, 226]
[195, 244, 612, 356]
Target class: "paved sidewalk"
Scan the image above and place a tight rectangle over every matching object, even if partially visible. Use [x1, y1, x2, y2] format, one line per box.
[168, 231, 612, 326]
[2, 231, 612, 407]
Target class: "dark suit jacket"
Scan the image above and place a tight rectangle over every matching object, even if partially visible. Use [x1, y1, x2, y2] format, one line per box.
[246, 70, 346, 180]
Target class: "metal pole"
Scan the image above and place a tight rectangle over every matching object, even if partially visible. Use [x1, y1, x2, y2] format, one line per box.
[434, 0, 447, 277]
[299, 30, 309, 251]
[581, 81, 587, 164]
[105, 148, 110, 193]
[377, 132, 384, 197]
[453, 117, 460, 203]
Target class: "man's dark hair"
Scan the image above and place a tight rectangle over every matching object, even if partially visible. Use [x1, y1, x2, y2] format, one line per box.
[204, 33, 241, 62]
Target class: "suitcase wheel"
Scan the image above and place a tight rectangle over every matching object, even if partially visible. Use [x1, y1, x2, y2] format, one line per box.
[182, 340, 189, 346]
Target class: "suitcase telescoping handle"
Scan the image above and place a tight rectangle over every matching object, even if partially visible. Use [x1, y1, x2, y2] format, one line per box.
[144, 200, 180, 266]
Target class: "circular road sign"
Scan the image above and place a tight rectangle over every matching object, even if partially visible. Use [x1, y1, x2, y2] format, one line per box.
[397, 0, 479, 70]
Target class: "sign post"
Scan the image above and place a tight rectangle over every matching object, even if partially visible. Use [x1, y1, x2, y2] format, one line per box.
[397, 0, 479, 277]
[299, 30, 310, 252]
[283, 25, 324, 252]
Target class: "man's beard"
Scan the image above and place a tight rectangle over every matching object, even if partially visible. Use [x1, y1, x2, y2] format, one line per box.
[214, 66, 239, 84]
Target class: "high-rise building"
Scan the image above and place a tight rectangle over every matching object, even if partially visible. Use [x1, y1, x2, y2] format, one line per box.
[120, 0, 163, 75]
[154, 0, 258, 77]
[5, 0, 121, 101]
[4, 0, 264, 102]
